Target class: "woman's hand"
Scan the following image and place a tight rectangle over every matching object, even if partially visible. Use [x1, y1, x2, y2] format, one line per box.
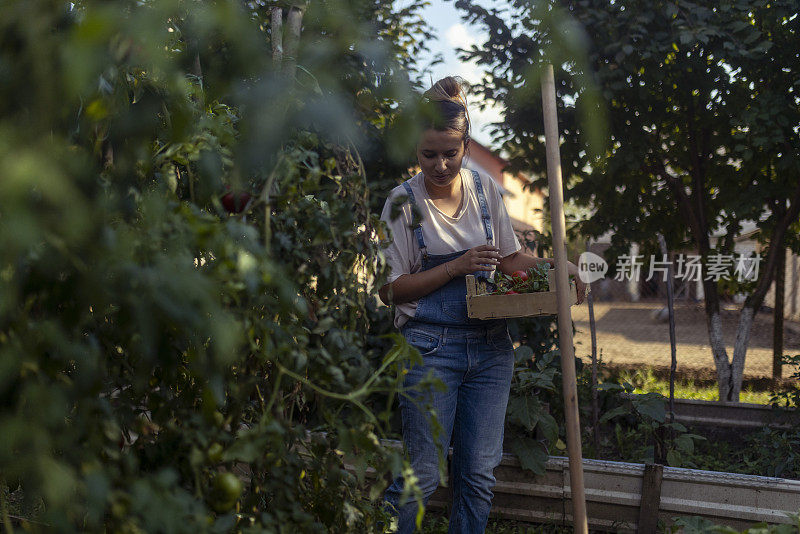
[449, 245, 502, 277]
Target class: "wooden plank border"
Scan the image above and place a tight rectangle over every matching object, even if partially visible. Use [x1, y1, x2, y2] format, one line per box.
[622, 394, 800, 430]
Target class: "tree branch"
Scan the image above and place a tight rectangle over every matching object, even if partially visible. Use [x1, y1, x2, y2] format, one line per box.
[650, 160, 702, 243]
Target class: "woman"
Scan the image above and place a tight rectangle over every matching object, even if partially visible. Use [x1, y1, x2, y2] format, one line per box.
[379, 76, 585, 533]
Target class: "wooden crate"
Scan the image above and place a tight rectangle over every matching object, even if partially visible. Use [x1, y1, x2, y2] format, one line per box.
[465, 269, 578, 319]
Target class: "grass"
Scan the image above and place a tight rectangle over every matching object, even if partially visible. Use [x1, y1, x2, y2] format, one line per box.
[612, 367, 777, 404]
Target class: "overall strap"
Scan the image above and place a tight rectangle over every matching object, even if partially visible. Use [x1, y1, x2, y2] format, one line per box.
[402, 181, 428, 258]
[471, 169, 494, 244]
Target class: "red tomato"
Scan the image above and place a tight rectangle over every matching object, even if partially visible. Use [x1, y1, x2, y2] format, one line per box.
[506, 290, 519, 295]
[222, 191, 252, 214]
[512, 270, 529, 282]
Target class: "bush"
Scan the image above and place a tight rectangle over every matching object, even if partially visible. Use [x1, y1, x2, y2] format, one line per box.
[0, 0, 439, 531]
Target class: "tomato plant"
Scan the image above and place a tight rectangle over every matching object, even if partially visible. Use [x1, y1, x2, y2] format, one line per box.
[490, 263, 551, 295]
[209, 472, 243, 513]
[0, 0, 439, 532]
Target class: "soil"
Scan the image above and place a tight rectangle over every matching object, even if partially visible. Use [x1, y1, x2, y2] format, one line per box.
[572, 299, 800, 379]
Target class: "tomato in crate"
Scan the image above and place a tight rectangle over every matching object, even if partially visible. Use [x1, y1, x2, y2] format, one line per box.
[465, 263, 579, 319]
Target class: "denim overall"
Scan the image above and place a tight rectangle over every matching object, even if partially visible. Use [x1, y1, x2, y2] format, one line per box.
[383, 170, 515, 534]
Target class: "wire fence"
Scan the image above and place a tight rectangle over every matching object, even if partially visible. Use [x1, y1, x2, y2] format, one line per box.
[572, 241, 800, 391]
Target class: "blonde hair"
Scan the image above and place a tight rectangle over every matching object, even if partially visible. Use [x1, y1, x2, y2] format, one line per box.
[421, 76, 471, 148]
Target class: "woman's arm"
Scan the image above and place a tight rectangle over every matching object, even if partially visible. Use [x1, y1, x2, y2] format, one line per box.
[498, 250, 586, 304]
[378, 263, 452, 306]
[378, 245, 503, 305]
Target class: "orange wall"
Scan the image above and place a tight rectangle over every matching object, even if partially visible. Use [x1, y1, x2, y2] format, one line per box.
[466, 143, 507, 187]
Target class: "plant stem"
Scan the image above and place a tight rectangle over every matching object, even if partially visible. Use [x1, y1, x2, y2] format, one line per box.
[273, 348, 404, 427]
[265, 368, 283, 416]
[262, 155, 283, 250]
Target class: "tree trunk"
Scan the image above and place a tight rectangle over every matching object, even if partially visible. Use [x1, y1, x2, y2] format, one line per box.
[707, 308, 733, 400]
[662, 164, 800, 402]
[773, 244, 786, 380]
[729, 305, 755, 400]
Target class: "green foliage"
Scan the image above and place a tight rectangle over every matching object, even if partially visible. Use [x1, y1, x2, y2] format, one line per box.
[490, 263, 551, 295]
[740, 428, 800, 479]
[506, 348, 561, 475]
[503, 309, 580, 475]
[0, 0, 442, 531]
[456, 0, 800, 263]
[770, 354, 800, 408]
[454, 0, 800, 399]
[669, 510, 800, 534]
[590, 374, 799, 477]
[596, 382, 706, 468]
[685, 426, 800, 480]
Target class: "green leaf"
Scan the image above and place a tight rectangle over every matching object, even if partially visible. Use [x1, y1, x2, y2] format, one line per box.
[666, 449, 681, 467]
[509, 435, 549, 476]
[537, 413, 559, 443]
[599, 405, 630, 424]
[507, 395, 542, 430]
[674, 434, 695, 454]
[633, 394, 666, 423]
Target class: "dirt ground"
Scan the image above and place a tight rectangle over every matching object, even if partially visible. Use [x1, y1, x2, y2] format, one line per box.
[571, 299, 800, 379]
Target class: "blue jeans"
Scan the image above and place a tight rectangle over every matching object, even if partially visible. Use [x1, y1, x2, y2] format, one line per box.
[384, 321, 514, 533]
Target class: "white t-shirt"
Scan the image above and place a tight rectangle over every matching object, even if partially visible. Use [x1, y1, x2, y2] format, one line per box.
[380, 168, 521, 328]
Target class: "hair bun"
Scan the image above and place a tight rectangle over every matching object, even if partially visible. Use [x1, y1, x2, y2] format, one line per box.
[423, 76, 468, 106]
[419, 76, 471, 145]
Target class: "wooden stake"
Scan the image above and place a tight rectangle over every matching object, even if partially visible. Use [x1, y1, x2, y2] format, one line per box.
[541, 64, 588, 533]
[773, 243, 785, 380]
[588, 282, 599, 453]
[658, 234, 677, 423]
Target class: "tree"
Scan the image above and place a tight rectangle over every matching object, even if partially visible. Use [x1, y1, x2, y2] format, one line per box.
[453, 0, 800, 401]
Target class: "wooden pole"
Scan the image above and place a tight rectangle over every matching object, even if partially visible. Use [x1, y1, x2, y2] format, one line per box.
[773, 244, 785, 380]
[586, 238, 599, 451]
[583, 239, 600, 453]
[541, 64, 588, 533]
[657, 234, 677, 423]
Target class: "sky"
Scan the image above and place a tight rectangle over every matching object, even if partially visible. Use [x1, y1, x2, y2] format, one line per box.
[412, 0, 506, 149]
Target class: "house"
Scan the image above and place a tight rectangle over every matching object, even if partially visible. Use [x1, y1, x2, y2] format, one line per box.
[464, 140, 545, 254]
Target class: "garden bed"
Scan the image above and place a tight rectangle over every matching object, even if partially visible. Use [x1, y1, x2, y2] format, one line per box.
[426, 452, 800, 532]
[626, 394, 800, 430]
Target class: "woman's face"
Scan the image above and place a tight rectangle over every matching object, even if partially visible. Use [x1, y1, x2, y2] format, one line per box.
[416, 128, 466, 188]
